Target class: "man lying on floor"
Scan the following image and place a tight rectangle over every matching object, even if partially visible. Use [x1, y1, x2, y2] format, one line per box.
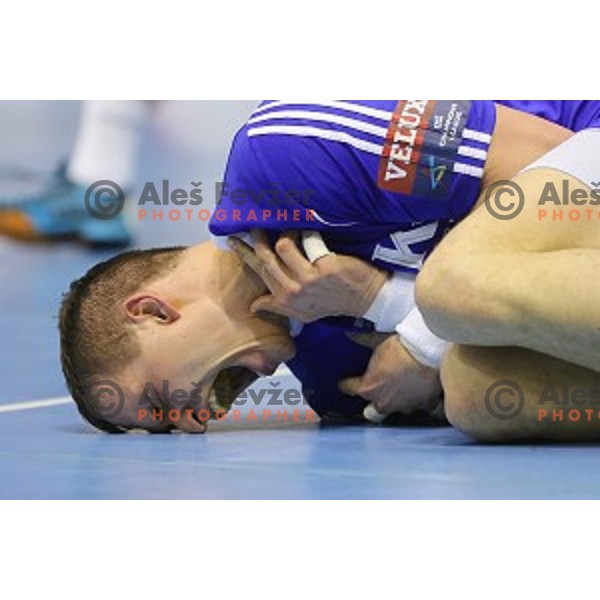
[59, 100, 600, 440]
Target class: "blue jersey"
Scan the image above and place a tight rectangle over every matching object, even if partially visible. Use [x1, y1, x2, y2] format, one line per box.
[211, 100, 497, 273]
[210, 100, 600, 419]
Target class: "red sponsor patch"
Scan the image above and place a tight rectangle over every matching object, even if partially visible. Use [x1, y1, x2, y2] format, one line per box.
[377, 100, 437, 194]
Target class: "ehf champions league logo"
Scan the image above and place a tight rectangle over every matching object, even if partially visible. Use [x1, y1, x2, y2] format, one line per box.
[377, 100, 472, 200]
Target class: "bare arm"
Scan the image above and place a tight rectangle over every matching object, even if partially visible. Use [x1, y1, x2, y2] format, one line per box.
[480, 103, 572, 190]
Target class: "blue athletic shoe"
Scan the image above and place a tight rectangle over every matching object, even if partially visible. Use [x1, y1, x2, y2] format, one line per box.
[0, 171, 132, 247]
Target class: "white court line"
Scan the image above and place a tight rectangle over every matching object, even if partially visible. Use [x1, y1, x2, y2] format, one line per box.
[0, 397, 72, 413]
[0, 367, 295, 415]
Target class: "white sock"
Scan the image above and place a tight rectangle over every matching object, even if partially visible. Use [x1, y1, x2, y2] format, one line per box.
[67, 100, 148, 190]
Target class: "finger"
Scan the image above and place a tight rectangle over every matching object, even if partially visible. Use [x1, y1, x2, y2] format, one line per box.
[275, 235, 315, 280]
[228, 237, 262, 274]
[172, 410, 207, 434]
[363, 403, 387, 424]
[250, 294, 275, 313]
[250, 228, 277, 263]
[251, 229, 299, 290]
[338, 376, 363, 397]
[229, 237, 282, 292]
[250, 295, 291, 317]
[345, 331, 394, 350]
[280, 230, 300, 244]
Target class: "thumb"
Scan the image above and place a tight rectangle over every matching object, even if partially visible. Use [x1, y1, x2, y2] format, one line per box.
[345, 331, 394, 350]
[363, 403, 387, 424]
[338, 376, 363, 397]
[250, 295, 277, 314]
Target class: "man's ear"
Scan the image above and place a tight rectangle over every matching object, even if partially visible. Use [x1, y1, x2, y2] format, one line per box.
[124, 294, 181, 324]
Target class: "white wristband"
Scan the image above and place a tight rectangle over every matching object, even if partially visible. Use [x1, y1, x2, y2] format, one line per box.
[362, 271, 416, 332]
[396, 307, 449, 369]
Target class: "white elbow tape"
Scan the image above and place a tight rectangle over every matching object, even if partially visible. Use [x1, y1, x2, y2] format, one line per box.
[396, 307, 450, 369]
[520, 128, 600, 188]
[363, 271, 417, 332]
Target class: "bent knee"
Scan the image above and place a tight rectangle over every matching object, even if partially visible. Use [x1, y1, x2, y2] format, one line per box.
[441, 345, 492, 440]
[441, 344, 600, 442]
[441, 345, 530, 442]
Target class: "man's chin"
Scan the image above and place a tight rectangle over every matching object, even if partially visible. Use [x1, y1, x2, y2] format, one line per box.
[263, 330, 296, 365]
[257, 311, 291, 332]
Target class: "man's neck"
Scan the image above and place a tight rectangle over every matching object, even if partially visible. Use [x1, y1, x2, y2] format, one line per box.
[213, 245, 300, 337]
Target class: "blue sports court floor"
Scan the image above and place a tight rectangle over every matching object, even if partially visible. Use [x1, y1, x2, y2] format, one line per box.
[2, 101, 600, 499]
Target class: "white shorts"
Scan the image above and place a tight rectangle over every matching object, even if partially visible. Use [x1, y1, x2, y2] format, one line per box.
[521, 128, 600, 189]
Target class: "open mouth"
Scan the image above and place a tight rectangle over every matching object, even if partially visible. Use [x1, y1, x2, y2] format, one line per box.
[206, 366, 260, 415]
